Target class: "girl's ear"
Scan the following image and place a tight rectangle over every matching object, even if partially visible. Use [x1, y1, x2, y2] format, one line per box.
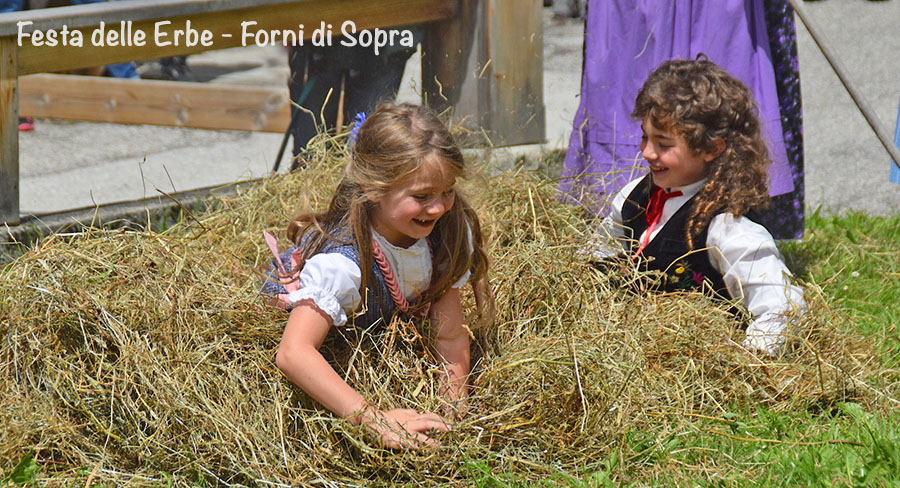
[703, 138, 726, 162]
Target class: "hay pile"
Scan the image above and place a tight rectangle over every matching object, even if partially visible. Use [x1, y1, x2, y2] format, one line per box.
[0, 145, 893, 486]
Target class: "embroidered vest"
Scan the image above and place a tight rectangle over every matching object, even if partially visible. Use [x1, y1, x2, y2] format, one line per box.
[620, 176, 730, 298]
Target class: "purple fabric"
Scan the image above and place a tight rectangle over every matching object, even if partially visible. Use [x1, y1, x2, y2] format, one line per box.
[892, 95, 900, 184]
[759, 0, 804, 239]
[560, 0, 795, 213]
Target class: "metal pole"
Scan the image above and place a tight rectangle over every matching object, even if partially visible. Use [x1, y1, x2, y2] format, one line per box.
[788, 0, 900, 172]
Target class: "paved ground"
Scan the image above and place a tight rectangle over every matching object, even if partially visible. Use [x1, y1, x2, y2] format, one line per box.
[13, 2, 900, 219]
[793, 0, 900, 215]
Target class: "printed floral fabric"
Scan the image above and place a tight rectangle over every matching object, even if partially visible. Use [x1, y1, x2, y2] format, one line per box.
[665, 259, 708, 291]
[756, 0, 805, 239]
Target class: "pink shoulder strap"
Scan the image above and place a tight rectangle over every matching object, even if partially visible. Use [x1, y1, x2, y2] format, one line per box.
[263, 231, 303, 310]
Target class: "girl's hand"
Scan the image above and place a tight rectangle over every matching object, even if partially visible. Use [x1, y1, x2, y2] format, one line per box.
[441, 398, 468, 421]
[438, 370, 469, 420]
[359, 408, 451, 449]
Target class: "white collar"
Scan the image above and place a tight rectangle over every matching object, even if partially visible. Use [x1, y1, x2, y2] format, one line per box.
[664, 178, 707, 199]
[371, 228, 428, 255]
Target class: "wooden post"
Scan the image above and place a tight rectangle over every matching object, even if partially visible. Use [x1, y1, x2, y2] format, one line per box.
[0, 37, 19, 225]
[423, 0, 544, 147]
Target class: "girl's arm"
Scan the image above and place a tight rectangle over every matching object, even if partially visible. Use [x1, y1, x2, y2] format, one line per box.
[276, 303, 450, 448]
[707, 214, 807, 356]
[430, 288, 471, 409]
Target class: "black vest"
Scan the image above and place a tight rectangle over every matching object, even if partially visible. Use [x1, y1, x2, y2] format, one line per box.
[621, 176, 731, 298]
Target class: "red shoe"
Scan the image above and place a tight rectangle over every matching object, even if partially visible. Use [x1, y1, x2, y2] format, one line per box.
[18, 117, 34, 132]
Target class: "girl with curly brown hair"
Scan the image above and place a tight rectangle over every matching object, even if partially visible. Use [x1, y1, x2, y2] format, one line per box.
[261, 103, 490, 449]
[594, 59, 805, 357]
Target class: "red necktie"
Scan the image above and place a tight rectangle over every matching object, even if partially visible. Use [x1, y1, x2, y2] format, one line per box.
[635, 187, 682, 256]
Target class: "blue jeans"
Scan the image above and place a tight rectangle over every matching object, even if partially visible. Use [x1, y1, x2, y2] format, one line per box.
[0, 0, 23, 12]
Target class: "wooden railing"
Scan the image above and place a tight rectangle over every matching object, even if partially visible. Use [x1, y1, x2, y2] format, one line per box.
[0, 0, 544, 225]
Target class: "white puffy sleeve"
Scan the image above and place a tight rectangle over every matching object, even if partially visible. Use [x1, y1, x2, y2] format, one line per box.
[707, 214, 807, 356]
[286, 252, 362, 327]
[582, 178, 640, 260]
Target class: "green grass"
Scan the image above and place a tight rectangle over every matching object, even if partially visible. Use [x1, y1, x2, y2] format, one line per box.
[781, 210, 900, 368]
[0, 453, 38, 487]
[628, 402, 900, 487]
[458, 209, 900, 487]
[462, 402, 900, 487]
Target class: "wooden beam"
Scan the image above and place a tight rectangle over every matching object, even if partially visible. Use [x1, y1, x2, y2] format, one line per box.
[9, 0, 454, 75]
[487, 0, 544, 146]
[1, 0, 343, 34]
[422, 0, 544, 147]
[19, 74, 291, 132]
[422, 0, 482, 127]
[0, 37, 19, 225]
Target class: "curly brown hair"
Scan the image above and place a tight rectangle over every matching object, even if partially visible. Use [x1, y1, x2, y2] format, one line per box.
[632, 59, 771, 249]
[286, 103, 491, 321]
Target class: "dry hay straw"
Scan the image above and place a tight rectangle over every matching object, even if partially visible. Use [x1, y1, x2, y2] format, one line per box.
[1, 139, 896, 486]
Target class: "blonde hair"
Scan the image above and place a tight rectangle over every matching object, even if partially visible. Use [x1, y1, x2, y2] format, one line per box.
[632, 59, 771, 249]
[286, 103, 491, 319]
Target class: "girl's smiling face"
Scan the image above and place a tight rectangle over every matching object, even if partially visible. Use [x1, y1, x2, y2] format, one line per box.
[640, 118, 718, 190]
[369, 155, 457, 248]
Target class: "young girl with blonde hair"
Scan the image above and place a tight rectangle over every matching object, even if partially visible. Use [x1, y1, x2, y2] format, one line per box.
[262, 103, 489, 449]
[596, 59, 805, 356]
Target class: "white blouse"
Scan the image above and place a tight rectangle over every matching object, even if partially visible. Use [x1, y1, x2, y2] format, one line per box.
[287, 229, 471, 326]
[589, 177, 807, 356]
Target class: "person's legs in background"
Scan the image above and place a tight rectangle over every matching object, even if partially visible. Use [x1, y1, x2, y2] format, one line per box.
[101, 61, 139, 79]
[287, 45, 345, 169]
[158, 56, 193, 81]
[0, 0, 23, 12]
[342, 49, 415, 124]
[551, 0, 585, 18]
[286, 38, 418, 171]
